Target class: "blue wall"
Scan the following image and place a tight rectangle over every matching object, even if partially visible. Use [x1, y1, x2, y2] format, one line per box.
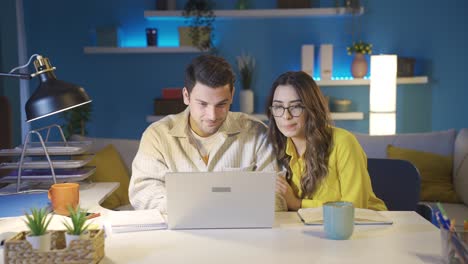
[1, 0, 466, 140]
[0, 0, 21, 145]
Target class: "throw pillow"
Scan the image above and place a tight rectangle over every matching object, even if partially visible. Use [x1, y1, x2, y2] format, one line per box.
[387, 145, 460, 203]
[78, 144, 131, 209]
[454, 153, 468, 205]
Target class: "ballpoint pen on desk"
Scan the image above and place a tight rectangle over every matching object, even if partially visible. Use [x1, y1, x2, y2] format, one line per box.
[436, 211, 451, 230]
[436, 203, 451, 229]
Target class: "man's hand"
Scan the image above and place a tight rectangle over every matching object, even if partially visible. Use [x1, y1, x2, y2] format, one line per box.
[276, 175, 301, 211]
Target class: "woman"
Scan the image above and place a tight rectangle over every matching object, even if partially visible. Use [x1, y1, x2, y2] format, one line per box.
[267, 71, 386, 211]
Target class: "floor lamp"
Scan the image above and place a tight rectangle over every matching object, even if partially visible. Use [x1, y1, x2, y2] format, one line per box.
[369, 55, 397, 135]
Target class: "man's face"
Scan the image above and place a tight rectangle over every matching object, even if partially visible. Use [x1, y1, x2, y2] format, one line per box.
[183, 82, 233, 137]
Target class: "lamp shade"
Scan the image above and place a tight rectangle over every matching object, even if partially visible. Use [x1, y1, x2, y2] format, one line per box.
[25, 71, 91, 122]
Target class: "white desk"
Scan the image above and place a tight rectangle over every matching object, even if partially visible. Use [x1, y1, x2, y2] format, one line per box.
[79, 182, 120, 211]
[101, 211, 442, 264]
[1, 183, 443, 264]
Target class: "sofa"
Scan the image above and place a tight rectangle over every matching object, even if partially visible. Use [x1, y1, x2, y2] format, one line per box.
[355, 129, 468, 228]
[76, 128, 468, 227]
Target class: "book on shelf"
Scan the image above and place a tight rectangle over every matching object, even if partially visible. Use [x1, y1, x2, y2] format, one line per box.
[297, 207, 393, 225]
[105, 209, 167, 233]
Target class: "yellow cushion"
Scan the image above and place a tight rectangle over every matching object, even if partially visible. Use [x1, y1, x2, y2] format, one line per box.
[80, 144, 130, 209]
[387, 145, 460, 203]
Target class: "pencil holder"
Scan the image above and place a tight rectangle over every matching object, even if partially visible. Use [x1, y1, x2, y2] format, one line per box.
[3, 229, 105, 264]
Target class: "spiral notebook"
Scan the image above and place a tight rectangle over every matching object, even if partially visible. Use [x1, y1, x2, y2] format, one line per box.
[298, 207, 393, 225]
[106, 209, 167, 233]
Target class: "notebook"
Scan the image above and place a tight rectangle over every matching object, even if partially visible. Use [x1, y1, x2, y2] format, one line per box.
[166, 171, 276, 229]
[298, 207, 393, 225]
[105, 209, 167, 233]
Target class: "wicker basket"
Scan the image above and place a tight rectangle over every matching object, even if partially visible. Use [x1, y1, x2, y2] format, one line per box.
[3, 229, 105, 264]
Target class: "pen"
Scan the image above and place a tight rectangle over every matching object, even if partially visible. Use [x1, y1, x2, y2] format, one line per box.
[437, 202, 448, 217]
[435, 211, 450, 230]
[86, 212, 101, 220]
[436, 203, 451, 228]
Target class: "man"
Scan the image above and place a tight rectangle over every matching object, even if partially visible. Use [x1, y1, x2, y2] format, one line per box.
[129, 54, 278, 213]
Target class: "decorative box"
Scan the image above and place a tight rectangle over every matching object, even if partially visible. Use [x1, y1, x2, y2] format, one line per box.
[154, 98, 186, 115]
[162, 88, 183, 99]
[397, 57, 415, 77]
[3, 229, 105, 264]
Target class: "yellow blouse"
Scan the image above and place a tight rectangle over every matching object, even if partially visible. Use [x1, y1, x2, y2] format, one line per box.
[286, 127, 387, 211]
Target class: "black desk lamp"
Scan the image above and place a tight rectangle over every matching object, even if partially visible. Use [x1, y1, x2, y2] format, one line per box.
[0, 54, 91, 122]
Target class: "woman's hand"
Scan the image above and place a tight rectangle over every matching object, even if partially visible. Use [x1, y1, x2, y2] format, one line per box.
[276, 175, 301, 211]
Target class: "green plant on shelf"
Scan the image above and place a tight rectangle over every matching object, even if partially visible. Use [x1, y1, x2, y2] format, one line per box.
[346, 41, 372, 55]
[236, 53, 256, 90]
[61, 103, 92, 139]
[182, 0, 216, 52]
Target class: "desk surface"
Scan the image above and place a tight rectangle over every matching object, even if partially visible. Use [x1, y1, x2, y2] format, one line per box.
[100, 211, 441, 264]
[1, 183, 442, 264]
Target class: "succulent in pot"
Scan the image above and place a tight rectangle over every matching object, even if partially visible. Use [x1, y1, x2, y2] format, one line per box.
[23, 207, 53, 252]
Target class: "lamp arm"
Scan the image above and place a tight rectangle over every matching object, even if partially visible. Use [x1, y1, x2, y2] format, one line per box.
[0, 72, 33, 80]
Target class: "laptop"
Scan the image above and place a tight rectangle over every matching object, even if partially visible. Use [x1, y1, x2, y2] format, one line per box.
[166, 171, 276, 229]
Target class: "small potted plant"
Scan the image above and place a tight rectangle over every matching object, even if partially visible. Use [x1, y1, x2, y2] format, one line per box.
[61, 102, 92, 139]
[236, 53, 256, 114]
[62, 206, 92, 247]
[346, 40, 372, 78]
[181, 0, 216, 51]
[23, 207, 53, 252]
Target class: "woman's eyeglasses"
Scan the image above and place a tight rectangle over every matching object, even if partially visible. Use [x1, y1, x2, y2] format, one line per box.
[269, 105, 305, 117]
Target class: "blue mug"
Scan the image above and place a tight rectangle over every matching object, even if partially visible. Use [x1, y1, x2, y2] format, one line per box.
[323, 201, 354, 240]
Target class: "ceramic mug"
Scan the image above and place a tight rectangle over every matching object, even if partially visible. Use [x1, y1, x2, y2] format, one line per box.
[323, 201, 354, 240]
[48, 183, 80, 216]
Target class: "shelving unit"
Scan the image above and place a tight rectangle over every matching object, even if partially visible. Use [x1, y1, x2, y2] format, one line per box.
[85, 7, 364, 54]
[83, 46, 200, 54]
[144, 7, 364, 20]
[316, 76, 429, 86]
[146, 112, 364, 123]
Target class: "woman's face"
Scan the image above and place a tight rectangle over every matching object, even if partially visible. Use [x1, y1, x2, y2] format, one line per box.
[271, 84, 306, 140]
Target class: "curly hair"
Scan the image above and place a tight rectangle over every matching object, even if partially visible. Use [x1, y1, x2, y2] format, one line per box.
[266, 71, 333, 198]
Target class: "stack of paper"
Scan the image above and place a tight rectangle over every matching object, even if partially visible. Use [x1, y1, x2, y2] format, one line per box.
[106, 209, 167, 233]
[297, 207, 393, 225]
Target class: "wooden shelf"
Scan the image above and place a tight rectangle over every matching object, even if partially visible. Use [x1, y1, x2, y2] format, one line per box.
[83, 46, 200, 54]
[144, 7, 364, 20]
[147, 112, 364, 123]
[316, 76, 429, 86]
